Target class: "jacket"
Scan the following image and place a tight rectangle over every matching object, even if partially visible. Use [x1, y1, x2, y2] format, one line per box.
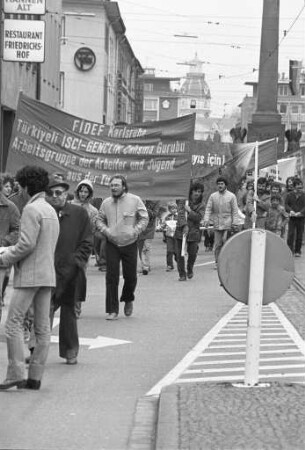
[53, 202, 93, 304]
[1, 192, 59, 287]
[97, 192, 148, 247]
[0, 193, 20, 247]
[175, 200, 205, 242]
[71, 180, 99, 234]
[285, 191, 305, 217]
[204, 189, 239, 230]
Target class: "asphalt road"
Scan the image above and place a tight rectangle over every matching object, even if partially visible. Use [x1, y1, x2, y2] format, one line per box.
[0, 233, 238, 450]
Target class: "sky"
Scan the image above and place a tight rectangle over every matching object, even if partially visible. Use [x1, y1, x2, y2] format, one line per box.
[118, 0, 305, 116]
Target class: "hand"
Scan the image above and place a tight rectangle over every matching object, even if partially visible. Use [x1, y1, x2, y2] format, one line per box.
[290, 211, 296, 217]
[184, 204, 191, 213]
[203, 221, 209, 228]
[251, 211, 257, 223]
[0, 247, 7, 255]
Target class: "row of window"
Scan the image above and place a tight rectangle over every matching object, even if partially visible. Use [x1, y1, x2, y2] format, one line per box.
[278, 85, 305, 96]
[279, 103, 305, 114]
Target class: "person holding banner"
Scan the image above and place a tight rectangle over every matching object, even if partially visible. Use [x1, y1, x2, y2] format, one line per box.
[203, 176, 240, 268]
[96, 175, 148, 320]
[174, 181, 205, 281]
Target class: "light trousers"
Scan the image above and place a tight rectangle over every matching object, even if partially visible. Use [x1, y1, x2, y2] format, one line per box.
[5, 286, 52, 381]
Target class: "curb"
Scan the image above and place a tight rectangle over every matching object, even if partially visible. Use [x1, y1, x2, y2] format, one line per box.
[155, 385, 179, 450]
[127, 394, 159, 450]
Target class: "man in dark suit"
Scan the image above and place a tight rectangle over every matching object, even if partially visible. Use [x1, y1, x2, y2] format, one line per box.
[46, 175, 92, 365]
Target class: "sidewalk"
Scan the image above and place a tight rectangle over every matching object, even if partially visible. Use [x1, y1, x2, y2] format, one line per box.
[155, 251, 305, 450]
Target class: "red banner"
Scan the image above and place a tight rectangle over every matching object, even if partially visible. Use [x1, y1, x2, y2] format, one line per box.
[6, 94, 195, 200]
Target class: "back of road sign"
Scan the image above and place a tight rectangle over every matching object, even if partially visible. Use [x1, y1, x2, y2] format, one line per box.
[217, 229, 294, 305]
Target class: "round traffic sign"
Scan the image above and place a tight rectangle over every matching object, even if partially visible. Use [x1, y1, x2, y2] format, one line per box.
[217, 229, 294, 305]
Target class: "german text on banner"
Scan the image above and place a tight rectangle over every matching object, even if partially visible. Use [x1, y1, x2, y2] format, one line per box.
[6, 94, 195, 200]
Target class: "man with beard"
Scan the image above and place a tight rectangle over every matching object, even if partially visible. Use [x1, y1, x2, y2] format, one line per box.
[203, 176, 240, 268]
[46, 175, 92, 365]
[96, 175, 148, 320]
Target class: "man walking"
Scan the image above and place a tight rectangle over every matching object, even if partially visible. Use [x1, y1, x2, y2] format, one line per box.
[285, 178, 305, 257]
[46, 175, 92, 364]
[97, 175, 148, 320]
[203, 176, 239, 267]
[0, 166, 59, 390]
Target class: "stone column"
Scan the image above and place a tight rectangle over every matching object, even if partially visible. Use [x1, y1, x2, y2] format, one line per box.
[247, 0, 285, 152]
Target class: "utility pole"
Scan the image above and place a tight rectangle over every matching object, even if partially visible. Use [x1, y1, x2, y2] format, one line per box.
[0, 0, 3, 169]
[247, 0, 285, 153]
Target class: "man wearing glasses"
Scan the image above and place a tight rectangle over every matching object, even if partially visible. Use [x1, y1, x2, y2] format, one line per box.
[45, 174, 92, 365]
[97, 175, 148, 320]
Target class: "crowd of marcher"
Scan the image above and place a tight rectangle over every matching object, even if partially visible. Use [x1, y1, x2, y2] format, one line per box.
[0, 165, 304, 392]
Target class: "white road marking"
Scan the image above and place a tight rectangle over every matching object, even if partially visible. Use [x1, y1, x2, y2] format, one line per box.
[50, 335, 131, 349]
[146, 303, 305, 395]
[145, 303, 243, 396]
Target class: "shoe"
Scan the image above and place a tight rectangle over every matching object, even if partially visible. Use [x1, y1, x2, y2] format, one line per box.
[66, 358, 78, 365]
[166, 266, 174, 272]
[124, 302, 133, 317]
[106, 313, 118, 320]
[0, 379, 26, 390]
[295, 253, 301, 257]
[179, 276, 187, 281]
[25, 379, 41, 390]
[142, 269, 148, 275]
[187, 271, 193, 279]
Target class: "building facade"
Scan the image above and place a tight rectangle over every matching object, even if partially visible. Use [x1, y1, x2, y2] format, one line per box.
[61, 0, 143, 124]
[0, 0, 62, 170]
[142, 60, 235, 142]
[141, 68, 180, 122]
[240, 70, 305, 150]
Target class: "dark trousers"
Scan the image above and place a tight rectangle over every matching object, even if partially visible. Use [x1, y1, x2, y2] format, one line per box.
[105, 241, 138, 314]
[94, 234, 107, 267]
[166, 236, 176, 268]
[175, 239, 199, 277]
[50, 299, 79, 360]
[287, 217, 305, 254]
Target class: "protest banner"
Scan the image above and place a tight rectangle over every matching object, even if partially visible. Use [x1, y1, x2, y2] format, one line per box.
[6, 94, 195, 200]
[191, 139, 232, 179]
[199, 138, 278, 203]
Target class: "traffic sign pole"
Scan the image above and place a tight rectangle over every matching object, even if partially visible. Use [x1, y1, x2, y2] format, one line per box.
[244, 229, 266, 386]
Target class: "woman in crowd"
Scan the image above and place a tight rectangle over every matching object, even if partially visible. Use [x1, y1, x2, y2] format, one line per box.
[174, 181, 205, 281]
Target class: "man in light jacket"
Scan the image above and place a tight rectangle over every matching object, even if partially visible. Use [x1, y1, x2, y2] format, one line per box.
[0, 166, 59, 391]
[203, 176, 239, 266]
[96, 175, 148, 320]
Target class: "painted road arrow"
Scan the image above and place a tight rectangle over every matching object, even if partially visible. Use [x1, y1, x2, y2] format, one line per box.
[51, 318, 131, 349]
[50, 335, 132, 350]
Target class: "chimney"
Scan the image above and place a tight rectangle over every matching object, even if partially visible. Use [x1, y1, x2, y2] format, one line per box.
[289, 60, 302, 95]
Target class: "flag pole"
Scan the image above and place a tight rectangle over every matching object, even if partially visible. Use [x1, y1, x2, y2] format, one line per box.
[252, 141, 259, 229]
[275, 137, 279, 181]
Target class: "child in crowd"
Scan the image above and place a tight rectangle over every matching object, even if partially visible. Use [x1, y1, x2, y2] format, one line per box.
[162, 201, 178, 271]
[265, 193, 288, 237]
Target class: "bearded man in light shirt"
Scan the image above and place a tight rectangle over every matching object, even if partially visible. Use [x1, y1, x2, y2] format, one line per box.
[96, 175, 148, 320]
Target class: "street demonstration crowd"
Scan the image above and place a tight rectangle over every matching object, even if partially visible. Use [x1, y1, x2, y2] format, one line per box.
[0, 166, 304, 391]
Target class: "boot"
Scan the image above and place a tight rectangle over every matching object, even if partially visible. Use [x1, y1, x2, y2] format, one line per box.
[25, 379, 41, 390]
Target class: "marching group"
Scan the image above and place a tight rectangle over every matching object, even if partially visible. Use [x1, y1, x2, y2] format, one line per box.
[0, 166, 304, 392]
